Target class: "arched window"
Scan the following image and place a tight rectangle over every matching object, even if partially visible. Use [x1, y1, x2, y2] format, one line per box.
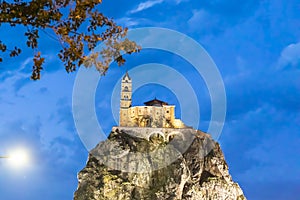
[123, 86, 129, 91]
[148, 132, 165, 142]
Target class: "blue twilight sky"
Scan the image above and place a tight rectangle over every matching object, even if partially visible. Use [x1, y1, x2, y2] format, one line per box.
[0, 0, 300, 199]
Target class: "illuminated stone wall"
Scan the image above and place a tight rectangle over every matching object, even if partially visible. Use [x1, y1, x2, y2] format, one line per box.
[119, 73, 186, 129]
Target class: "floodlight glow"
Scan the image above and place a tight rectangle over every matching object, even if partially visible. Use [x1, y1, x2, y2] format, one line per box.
[8, 148, 30, 168]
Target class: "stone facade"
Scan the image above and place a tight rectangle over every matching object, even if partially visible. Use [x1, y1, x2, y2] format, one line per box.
[119, 72, 186, 128]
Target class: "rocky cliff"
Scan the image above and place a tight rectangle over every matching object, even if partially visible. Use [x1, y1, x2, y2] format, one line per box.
[74, 127, 246, 200]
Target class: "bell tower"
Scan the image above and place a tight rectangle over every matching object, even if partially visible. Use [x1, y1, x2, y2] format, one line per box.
[119, 71, 132, 126]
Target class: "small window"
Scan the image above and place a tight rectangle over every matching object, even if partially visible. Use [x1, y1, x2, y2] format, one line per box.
[166, 110, 169, 113]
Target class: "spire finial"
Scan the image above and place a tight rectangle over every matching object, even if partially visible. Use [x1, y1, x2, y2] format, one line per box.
[123, 71, 131, 80]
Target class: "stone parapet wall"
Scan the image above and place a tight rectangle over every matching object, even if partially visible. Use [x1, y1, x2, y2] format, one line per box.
[112, 126, 196, 142]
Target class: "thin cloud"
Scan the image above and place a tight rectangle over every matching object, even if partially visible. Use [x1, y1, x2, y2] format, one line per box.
[277, 42, 300, 70]
[130, 0, 163, 14]
[174, 0, 189, 4]
[116, 17, 140, 27]
[187, 9, 223, 34]
[115, 17, 153, 27]
[188, 9, 208, 26]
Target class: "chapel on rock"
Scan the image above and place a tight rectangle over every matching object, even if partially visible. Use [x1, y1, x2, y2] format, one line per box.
[119, 72, 186, 128]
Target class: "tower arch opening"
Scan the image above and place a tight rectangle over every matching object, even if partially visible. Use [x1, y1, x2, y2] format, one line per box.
[167, 131, 184, 142]
[148, 131, 165, 142]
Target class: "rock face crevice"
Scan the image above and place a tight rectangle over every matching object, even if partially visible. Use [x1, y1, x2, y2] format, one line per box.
[74, 128, 246, 200]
